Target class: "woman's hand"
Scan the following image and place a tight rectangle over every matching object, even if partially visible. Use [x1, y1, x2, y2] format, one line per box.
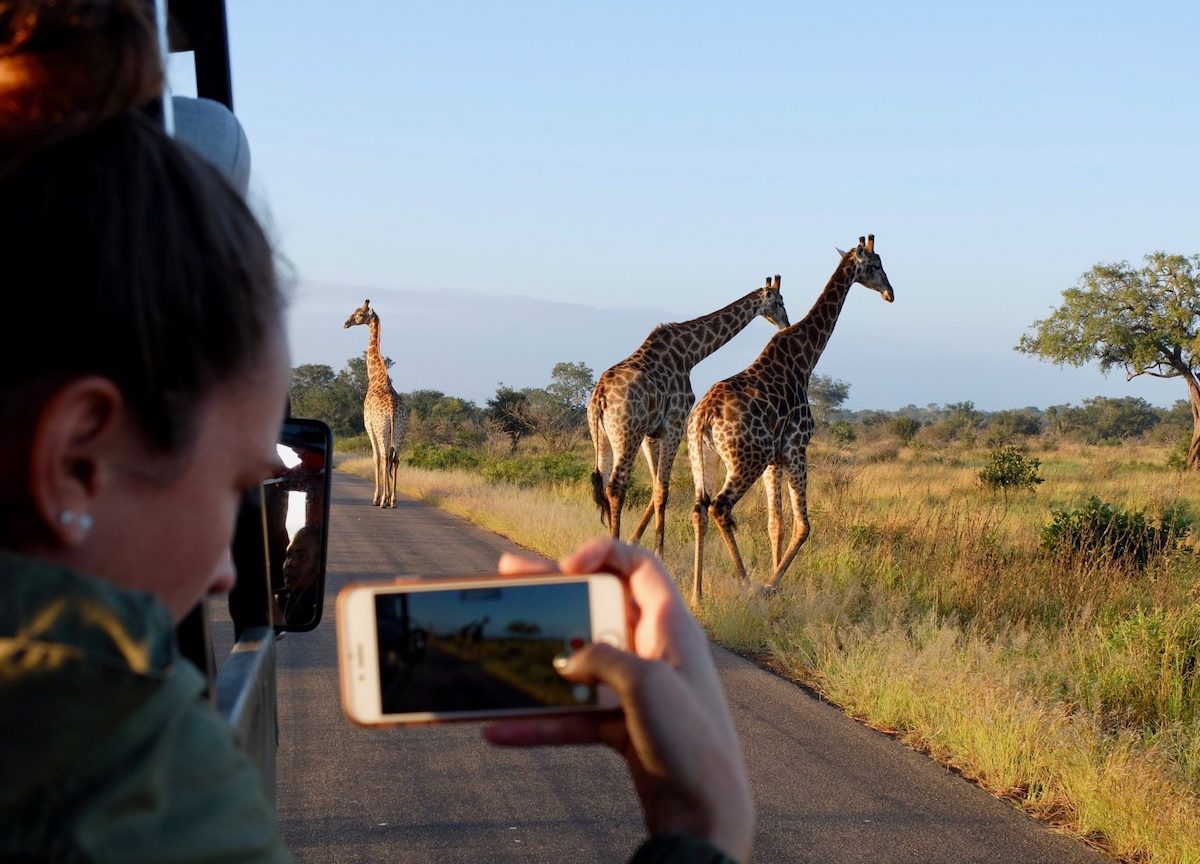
[484, 538, 754, 863]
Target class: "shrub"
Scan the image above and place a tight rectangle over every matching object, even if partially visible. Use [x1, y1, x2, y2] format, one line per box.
[830, 420, 857, 446]
[1041, 497, 1191, 568]
[334, 433, 371, 454]
[480, 452, 591, 487]
[889, 415, 921, 444]
[978, 446, 1044, 502]
[405, 443, 481, 471]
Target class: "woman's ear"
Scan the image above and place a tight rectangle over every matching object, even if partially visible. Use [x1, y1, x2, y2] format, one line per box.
[29, 377, 125, 547]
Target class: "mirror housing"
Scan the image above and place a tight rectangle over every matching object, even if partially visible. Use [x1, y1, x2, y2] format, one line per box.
[229, 416, 332, 636]
[267, 418, 333, 632]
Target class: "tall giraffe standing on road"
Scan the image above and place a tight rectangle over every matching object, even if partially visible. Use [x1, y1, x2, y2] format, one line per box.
[343, 299, 409, 508]
[688, 236, 895, 602]
[589, 276, 790, 558]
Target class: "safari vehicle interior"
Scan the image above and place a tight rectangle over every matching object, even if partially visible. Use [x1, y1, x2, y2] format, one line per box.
[155, 0, 333, 795]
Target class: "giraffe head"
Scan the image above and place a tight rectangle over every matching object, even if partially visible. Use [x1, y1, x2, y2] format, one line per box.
[755, 274, 790, 328]
[836, 234, 895, 303]
[343, 298, 378, 328]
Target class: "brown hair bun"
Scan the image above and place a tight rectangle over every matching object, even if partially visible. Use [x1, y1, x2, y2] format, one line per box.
[0, 0, 162, 173]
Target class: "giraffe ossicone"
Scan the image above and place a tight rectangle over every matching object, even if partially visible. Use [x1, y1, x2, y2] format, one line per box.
[343, 298, 409, 508]
[688, 235, 895, 603]
[588, 275, 790, 559]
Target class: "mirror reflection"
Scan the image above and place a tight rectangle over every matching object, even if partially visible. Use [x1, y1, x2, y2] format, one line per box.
[264, 426, 330, 631]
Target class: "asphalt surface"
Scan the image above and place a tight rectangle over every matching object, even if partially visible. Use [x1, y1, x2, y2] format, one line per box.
[268, 470, 1112, 863]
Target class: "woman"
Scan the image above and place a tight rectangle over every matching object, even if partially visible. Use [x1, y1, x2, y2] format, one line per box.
[0, 2, 753, 861]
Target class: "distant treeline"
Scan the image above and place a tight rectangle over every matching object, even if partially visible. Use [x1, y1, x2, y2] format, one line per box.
[291, 358, 1190, 456]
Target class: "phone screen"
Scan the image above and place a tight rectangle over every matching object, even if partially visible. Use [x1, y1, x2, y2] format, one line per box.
[373, 582, 598, 715]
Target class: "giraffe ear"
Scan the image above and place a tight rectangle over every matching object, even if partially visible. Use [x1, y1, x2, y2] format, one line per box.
[835, 247, 847, 257]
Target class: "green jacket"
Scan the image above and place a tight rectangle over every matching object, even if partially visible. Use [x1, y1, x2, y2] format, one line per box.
[0, 551, 290, 863]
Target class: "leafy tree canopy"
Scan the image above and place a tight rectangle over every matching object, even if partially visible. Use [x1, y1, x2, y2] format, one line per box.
[1017, 253, 1200, 382]
[808, 374, 851, 425]
[1018, 252, 1200, 467]
[546, 361, 595, 412]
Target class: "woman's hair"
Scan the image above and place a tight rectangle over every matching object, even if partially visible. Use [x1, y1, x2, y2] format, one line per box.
[0, 0, 285, 454]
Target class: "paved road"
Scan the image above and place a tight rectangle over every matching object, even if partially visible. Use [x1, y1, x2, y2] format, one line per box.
[272, 471, 1110, 863]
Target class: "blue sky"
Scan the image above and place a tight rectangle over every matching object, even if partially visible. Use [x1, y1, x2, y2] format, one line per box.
[171, 2, 1198, 410]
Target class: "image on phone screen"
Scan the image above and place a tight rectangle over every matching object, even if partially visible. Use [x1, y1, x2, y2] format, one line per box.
[374, 582, 597, 714]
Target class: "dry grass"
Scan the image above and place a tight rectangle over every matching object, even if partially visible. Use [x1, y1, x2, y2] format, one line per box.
[337, 440, 1200, 863]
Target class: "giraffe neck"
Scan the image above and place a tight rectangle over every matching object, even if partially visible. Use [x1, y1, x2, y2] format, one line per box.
[366, 316, 390, 390]
[768, 255, 856, 382]
[657, 288, 769, 369]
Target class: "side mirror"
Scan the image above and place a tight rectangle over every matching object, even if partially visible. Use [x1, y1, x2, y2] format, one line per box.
[265, 418, 333, 632]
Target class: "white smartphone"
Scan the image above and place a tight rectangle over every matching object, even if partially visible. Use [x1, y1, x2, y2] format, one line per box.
[337, 572, 629, 726]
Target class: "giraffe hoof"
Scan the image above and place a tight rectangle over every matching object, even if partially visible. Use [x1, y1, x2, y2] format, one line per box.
[759, 583, 778, 598]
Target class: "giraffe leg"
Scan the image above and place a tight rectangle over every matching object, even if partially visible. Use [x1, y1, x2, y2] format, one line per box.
[628, 438, 659, 549]
[763, 465, 785, 571]
[691, 492, 708, 605]
[765, 453, 811, 593]
[711, 471, 757, 587]
[688, 425, 715, 605]
[605, 439, 640, 543]
[649, 428, 685, 559]
[367, 427, 384, 506]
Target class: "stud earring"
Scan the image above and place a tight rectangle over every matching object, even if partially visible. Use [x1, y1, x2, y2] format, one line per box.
[58, 510, 94, 534]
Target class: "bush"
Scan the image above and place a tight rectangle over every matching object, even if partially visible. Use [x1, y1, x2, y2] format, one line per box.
[978, 446, 1044, 501]
[1041, 496, 1191, 568]
[405, 443, 481, 471]
[830, 420, 857, 446]
[480, 452, 591, 487]
[889, 415, 921, 444]
[334, 433, 371, 454]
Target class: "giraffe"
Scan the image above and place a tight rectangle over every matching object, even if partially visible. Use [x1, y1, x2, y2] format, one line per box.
[588, 276, 790, 559]
[343, 299, 409, 508]
[688, 235, 894, 603]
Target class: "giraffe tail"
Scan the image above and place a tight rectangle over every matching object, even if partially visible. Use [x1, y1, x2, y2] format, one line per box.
[591, 469, 611, 529]
[587, 385, 612, 529]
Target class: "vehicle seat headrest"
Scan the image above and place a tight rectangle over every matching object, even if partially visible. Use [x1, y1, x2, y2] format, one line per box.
[171, 95, 251, 198]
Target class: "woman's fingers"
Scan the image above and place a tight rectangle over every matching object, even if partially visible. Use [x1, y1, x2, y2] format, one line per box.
[496, 550, 557, 575]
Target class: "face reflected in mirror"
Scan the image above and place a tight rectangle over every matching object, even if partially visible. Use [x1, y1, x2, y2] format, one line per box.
[282, 525, 321, 594]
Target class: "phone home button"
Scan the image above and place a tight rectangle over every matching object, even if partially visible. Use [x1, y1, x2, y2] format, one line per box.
[597, 629, 625, 648]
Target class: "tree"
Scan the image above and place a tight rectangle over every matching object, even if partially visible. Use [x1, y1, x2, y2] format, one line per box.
[486, 384, 535, 453]
[405, 389, 447, 419]
[546, 361, 595, 413]
[808, 374, 851, 425]
[933, 400, 983, 442]
[289, 362, 363, 438]
[1017, 252, 1200, 469]
[1076, 396, 1160, 443]
[889, 415, 921, 444]
[985, 408, 1042, 446]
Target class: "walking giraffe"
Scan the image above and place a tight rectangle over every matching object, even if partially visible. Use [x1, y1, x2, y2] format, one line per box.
[688, 236, 895, 602]
[589, 276, 789, 558]
[343, 299, 409, 508]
